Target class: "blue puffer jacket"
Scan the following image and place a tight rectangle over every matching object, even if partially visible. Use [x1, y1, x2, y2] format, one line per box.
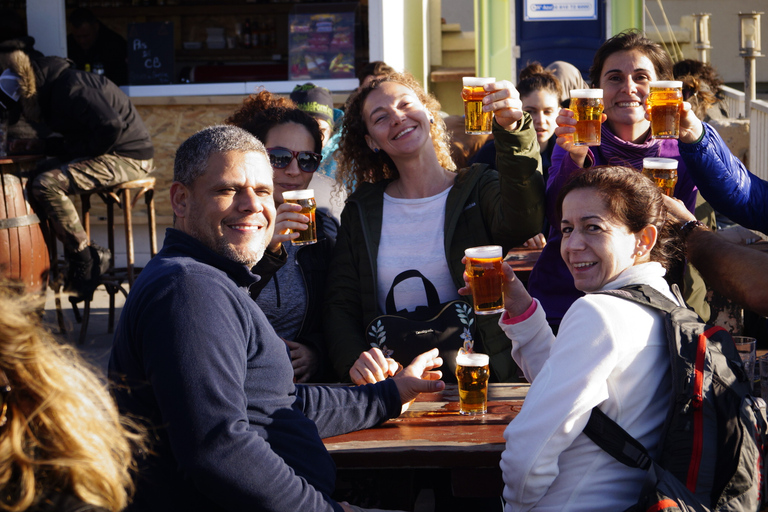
[679, 122, 768, 234]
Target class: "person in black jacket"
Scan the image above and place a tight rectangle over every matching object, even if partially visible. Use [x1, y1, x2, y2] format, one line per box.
[226, 90, 339, 382]
[0, 44, 154, 299]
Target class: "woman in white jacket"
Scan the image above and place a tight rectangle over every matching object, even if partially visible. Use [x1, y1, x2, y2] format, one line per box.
[469, 165, 683, 511]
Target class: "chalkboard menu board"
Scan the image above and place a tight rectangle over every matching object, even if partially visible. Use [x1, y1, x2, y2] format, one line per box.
[127, 22, 174, 85]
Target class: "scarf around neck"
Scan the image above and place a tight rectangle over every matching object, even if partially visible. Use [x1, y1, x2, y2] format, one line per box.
[599, 124, 663, 170]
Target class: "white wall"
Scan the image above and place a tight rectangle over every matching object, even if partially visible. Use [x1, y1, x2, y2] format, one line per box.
[645, 0, 767, 83]
[441, 0, 475, 31]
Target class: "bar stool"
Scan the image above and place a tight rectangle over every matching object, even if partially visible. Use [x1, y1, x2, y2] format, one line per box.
[69, 177, 158, 344]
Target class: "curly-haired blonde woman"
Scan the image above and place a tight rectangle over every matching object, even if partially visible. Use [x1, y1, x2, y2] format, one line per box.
[325, 71, 545, 384]
[0, 283, 143, 512]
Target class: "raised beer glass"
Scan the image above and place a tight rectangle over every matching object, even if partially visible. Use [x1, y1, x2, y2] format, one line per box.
[281, 189, 317, 246]
[456, 352, 490, 415]
[642, 158, 678, 196]
[648, 81, 683, 139]
[464, 245, 504, 315]
[462, 77, 495, 135]
[569, 89, 604, 146]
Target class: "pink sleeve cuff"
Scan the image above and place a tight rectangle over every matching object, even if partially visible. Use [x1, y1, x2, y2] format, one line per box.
[500, 300, 537, 325]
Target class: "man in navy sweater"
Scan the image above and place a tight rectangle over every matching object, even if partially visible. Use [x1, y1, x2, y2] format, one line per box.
[108, 125, 444, 512]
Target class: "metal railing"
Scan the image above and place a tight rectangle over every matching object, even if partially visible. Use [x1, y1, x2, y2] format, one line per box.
[749, 98, 768, 181]
[721, 85, 746, 119]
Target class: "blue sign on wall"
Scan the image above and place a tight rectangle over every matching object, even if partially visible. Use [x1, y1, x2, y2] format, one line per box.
[524, 0, 597, 21]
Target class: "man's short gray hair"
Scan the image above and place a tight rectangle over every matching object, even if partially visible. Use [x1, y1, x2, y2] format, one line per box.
[174, 125, 267, 187]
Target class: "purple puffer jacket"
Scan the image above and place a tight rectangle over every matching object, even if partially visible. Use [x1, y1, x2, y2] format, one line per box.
[527, 128, 700, 327]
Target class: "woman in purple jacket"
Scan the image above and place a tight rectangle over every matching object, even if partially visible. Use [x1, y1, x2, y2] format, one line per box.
[528, 30, 739, 330]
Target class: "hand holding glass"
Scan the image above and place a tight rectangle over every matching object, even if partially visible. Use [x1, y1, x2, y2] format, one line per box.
[648, 81, 683, 139]
[281, 189, 317, 246]
[462, 77, 495, 135]
[569, 89, 604, 146]
[464, 245, 504, 315]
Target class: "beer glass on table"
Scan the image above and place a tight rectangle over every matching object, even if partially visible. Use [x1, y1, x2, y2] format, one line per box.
[456, 352, 490, 415]
[642, 158, 678, 197]
[462, 77, 495, 135]
[464, 245, 504, 315]
[569, 89, 604, 146]
[648, 81, 683, 139]
[281, 189, 317, 246]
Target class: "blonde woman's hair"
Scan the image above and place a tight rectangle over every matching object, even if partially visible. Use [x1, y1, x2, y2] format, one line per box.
[0, 283, 144, 511]
[336, 71, 456, 195]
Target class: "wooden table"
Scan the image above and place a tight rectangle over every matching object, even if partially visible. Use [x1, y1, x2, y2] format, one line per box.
[324, 383, 528, 499]
[505, 247, 542, 283]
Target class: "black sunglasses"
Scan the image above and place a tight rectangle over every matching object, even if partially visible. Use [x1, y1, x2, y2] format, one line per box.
[0, 370, 9, 429]
[266, 147, 322, 173]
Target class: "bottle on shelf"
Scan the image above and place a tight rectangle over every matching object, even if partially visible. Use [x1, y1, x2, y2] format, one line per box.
[243, 18, 252, 48]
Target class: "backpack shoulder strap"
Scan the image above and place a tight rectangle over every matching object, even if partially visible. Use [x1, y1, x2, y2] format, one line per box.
[595, 284, 680, 315]
[583, 407, 653, 470]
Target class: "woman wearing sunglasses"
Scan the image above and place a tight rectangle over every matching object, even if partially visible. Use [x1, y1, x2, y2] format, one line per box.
[326, 71, 545, 385]
[227, 90, 339, 383]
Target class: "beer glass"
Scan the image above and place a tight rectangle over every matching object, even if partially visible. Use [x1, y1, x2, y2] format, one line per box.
[642, 158, 678, 196]
[456, 352, 490, 415]
[648, 81, 683, 139]
[569, 89, 604, 146]
[462, 77, 495, 135]
[281, 189, 317, 246]
[464, 245, 504, 315]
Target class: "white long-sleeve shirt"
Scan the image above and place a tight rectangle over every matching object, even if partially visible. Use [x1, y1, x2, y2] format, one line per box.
[499, 262, 677, 512]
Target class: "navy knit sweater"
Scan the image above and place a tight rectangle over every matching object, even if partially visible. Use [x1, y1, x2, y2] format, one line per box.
[109, 228, 402, 511]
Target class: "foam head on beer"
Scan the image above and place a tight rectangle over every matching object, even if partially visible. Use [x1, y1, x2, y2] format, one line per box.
[642, 158, 678, 170]
[569, 89, 602, 99]
[648, 81, 683, 90]
[462, 77, 495, 88]
[464, 245, 502, 260]
[281, 188, 314, 201]
[456, 351, 489, 368]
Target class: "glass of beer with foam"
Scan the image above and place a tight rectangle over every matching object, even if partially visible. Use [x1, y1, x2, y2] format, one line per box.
[569, 89, 604, 146]
[281, 189, 317, 246]
[462, 77, 495, 135]
[456, 352, 490, 415]
[464, 245, 504, 315]
[648, 81, 683, 139]
[642, 158, 678, 197]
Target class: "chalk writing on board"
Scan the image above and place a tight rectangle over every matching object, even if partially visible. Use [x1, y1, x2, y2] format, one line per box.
[127, 22, 174, 85]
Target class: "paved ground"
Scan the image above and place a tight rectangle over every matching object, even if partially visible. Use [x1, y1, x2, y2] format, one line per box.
[43, 285, 127, 374]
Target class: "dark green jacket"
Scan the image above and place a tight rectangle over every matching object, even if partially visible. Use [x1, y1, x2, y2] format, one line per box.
[324, 114, 545, 382]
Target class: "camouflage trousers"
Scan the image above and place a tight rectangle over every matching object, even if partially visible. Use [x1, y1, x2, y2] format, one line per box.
[29, 154, 154, 254]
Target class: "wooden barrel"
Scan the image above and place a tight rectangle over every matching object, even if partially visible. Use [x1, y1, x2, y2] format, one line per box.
[0, 174, 49, 294]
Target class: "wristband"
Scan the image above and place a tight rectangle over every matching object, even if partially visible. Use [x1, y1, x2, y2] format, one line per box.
[680, 220, 706, 239]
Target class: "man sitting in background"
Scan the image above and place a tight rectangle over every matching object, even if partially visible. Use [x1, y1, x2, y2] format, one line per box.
[0, 44, 154, 299]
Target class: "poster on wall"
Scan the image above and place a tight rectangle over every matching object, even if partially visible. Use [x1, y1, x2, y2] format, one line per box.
[288, 12, 355, 80]
[524, 0, 597, 21]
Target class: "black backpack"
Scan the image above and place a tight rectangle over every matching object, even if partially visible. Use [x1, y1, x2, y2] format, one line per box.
[585, 284, 768, 512]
